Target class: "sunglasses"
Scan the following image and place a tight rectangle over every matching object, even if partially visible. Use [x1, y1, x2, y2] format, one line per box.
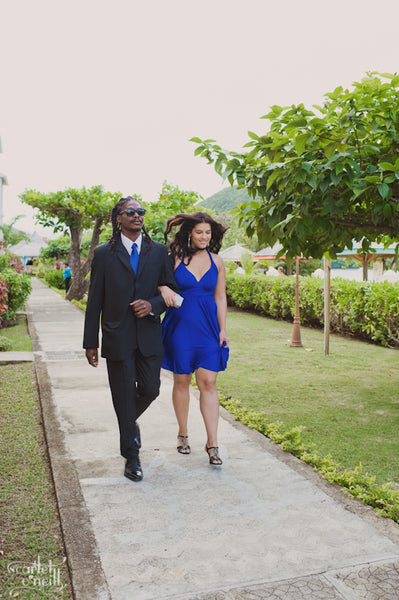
[119, 208, 146, 217]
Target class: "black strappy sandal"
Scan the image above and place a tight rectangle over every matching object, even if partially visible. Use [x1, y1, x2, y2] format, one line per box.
[205, 445, 223, 465]
[177, 434, 191, 454]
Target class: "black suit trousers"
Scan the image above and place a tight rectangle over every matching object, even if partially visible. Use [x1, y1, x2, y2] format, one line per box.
[106, 349, 163, 458]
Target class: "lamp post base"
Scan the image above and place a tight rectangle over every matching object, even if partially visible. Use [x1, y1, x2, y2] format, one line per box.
[290, 318, 303, 347]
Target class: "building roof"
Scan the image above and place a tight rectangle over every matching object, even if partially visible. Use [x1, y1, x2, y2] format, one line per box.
[254, 243, 285, 260]
[9, 231, 48, 257]
[219, 244, 254, 261]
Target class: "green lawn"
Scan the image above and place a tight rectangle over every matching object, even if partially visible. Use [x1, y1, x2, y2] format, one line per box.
[0, 313, 32, 351]
[0, 363, 72, 599]
[218, 308, 399, 485]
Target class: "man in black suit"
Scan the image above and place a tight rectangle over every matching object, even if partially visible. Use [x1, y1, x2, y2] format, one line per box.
[83, 196, 177, 481]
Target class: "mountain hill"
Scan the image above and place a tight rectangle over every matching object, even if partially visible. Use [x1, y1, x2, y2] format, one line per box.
[198, 186, 252, 215]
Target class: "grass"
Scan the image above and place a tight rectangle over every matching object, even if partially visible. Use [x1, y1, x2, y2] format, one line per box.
[0, 363, 72, 599]
[0, 313, 32, 352]
[218, 308, 399, 486]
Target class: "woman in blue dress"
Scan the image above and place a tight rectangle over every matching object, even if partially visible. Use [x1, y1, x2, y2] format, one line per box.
[159, 212, 229, 465]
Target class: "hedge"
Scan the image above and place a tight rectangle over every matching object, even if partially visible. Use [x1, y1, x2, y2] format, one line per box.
[44, 269, 65, 290]
[0, 269, 32, 324]
[226, 273, 399, 347]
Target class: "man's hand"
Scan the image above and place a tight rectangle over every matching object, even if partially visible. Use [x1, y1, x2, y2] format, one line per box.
[85, 348, 99, 367]
[130, 299, 152, 318]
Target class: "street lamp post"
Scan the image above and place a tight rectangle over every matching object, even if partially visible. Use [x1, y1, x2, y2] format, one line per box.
[290, 256, 303, 347]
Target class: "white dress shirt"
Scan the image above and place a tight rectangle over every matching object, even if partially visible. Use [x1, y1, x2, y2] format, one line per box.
[121, 232, 143, 256]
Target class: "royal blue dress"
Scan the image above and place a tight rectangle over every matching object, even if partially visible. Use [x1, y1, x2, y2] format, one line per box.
[162, 251, 229, 375]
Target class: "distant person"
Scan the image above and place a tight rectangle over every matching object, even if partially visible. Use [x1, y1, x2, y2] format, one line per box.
[63, 263, 72, 292]
[278, 266, 285, 277]
[159, 212, 229, 466]
[83, 196, 177, 482]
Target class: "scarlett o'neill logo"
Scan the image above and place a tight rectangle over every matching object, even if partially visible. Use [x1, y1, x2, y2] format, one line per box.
[7, 555, 66, 596]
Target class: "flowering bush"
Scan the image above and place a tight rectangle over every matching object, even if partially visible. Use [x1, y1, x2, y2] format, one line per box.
[6, 253, 24, 273]
[0, 269, 31, 325]
[0, 279, 9, 327]
[0, 252, 24, 273]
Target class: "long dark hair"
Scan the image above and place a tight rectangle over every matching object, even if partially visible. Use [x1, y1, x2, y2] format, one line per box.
[108, 196, 151, 252]
[164, 212, 228, 264]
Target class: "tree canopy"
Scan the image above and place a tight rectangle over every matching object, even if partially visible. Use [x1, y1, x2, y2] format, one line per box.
[0, 216, 30, 248]
[20, 185, 120, 300]
[142, 181, 202, 242]
[191, 72, 399, 260]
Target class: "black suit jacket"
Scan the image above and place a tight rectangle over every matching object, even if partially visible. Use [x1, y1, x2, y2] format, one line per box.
[83, 236, 177, 361]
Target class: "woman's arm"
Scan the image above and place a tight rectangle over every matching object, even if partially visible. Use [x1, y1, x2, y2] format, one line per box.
[158, 285, 179, 307]
[213, 255, 229, 347]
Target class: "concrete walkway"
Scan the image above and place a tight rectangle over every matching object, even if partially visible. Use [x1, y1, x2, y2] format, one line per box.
[19, 278, 399, 599]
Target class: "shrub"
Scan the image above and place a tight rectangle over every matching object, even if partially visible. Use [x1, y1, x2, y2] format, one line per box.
[44, 269, 65, 290]
[0, 255, 9, 272]
[0, 279, 8, 322]
[0, 269, 32, 324]
[226, 273, 399, 347]
[0, 253, 24, 273]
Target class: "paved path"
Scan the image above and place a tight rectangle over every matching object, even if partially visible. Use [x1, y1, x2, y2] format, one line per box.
[19, 278, 399, 599]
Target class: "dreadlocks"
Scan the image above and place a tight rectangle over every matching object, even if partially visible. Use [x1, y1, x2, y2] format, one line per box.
[164, 212, 228, 265]
[108, 196, 152, 252]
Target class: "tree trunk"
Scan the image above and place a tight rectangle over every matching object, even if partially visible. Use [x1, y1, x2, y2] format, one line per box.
[66, 217, 105, 302]
[363, 259, 368, 281]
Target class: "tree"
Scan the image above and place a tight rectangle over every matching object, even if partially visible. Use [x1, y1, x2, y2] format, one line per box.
[142, 181, 202, 242]
[220, 212, 259, 251]
[191, 73, 399, 261]
[0, 216, 30, 248]
[40, 236, 71, 261]
[20, 186, 120, 301]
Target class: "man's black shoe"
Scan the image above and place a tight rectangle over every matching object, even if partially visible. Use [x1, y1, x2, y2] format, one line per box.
[124, 455, 143, 481]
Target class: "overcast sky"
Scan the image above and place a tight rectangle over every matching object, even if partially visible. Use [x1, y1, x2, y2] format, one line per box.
[1, 0, 398, 237]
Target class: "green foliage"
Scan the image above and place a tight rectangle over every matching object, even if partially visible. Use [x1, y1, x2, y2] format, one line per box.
[44, 269, 65, 290]
[20, 185, 119, 234]
[0, 278, 8, 320]
[226, 273, 399, 346]
[220, 212, 260, 251]
[240, 251, 262, 275]
[40, 235, 71, 259]
[71, 297, 87, 311]
[192, 73, 399, 261]
[220, 394, 399, 521]
[20, 185, 121, 301]
[0, 215, 30, 248]
[0, 252, 24, 273]
[143, 181, 202, 242]
[0, 269, 32, 323]
[0, 254, 8, 272]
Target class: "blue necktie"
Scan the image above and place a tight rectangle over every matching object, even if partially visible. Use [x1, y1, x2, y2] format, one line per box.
[130, 242, 139, 274]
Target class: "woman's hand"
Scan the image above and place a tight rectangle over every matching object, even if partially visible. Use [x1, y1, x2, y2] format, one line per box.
[158, 285, 178, 307]
[219, 330, 229, 348]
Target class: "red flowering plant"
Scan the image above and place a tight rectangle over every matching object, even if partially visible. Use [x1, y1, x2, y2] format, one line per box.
[6, 253, 24, 273]
[0, 279, 9, 328]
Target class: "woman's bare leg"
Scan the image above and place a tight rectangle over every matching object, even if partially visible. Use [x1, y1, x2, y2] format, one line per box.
[195, 368, 219, 448]
[172, 373, 192, 452]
